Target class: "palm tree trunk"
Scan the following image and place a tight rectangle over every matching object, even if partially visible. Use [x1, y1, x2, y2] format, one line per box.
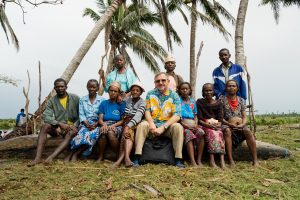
[189, 0, 197, 99]
[98, 45, 116, 95]
[235, 0, 248, 66]
[34, 0, 123, 115]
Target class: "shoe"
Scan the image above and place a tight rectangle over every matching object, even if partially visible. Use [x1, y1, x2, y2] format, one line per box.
[175, 160, 185, 168]
[132, 159, 140, 167]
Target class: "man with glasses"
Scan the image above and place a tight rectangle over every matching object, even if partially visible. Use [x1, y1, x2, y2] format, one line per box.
[133, 72, 185, 168]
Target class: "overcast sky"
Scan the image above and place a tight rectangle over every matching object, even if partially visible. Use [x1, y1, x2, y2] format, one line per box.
[0, 0, 299, 118]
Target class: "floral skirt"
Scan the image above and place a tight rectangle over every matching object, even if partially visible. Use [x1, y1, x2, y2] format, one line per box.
[202, 126, 225, 154]
[70, 118, 100, 156]
[183, 126, 205, 144]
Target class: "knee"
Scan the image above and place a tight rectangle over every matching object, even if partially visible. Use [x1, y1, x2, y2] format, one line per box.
[243, 129, 253, 139]
[107, 131, 116, 139]
[137, 121, 149, 129]
[170, 123, 183, 133]
[223, 128, 232, 138]
[40, 123, 52, 133]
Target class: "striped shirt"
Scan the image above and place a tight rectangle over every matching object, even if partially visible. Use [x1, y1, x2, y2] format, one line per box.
[124, 97, 146, 128]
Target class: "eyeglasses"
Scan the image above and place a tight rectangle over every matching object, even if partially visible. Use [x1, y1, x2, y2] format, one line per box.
[155, 79, 167, 84]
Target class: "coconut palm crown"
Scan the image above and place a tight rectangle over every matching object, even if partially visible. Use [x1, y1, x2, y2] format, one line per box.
[83, 0, 181, 75]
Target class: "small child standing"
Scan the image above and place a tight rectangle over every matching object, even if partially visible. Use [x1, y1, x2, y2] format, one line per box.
[177, 82, 205, 167]
[197, 83, 226, 168]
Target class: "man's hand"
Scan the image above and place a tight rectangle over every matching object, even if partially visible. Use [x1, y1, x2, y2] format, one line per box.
[149, 122, 156, 134]
[59, 123, 69, 131]
[154, 126, 165, 137]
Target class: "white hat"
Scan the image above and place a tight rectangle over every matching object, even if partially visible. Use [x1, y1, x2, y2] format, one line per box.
[130, 81, 145, 92]
[164, 54, 175, 63]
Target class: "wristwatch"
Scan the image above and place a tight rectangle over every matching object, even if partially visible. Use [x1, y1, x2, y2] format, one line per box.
[163, 124, 168, 130]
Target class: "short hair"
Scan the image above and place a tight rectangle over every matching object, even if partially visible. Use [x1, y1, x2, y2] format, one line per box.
[202, 83, 214, 97]
[154, 72, 169, 80]
[219, 48, 230, 55]
[177, 82, 192, 96]
[225, 79, 239, 92]
[87, 79, 99, 87]
[54, 78, 67, 86]
[20, 108, 25, 112]
[114, 54, 125, 62]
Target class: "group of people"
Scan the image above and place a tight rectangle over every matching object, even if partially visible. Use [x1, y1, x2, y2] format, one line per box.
[28, 48, 258, 168]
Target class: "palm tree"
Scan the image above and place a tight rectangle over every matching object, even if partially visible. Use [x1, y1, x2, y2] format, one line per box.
[168, 0, 234, 98]
[83, 0, 171, 77]
[260, 0, 300, 23]
[0, 1, 19, 50]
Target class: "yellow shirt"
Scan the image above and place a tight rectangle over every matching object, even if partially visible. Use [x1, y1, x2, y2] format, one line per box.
[59, 96, 73, 125]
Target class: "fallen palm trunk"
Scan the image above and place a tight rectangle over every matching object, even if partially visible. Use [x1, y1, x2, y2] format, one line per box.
[0, 135, 291, 161]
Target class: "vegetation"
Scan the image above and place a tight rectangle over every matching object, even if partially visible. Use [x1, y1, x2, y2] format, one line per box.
[0, 118, 299, 199]
[0, 119, 14, 129]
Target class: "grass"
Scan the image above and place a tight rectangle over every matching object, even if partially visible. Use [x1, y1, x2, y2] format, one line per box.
[0, 121, 300, 199]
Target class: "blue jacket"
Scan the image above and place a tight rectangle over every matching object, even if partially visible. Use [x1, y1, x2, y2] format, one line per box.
[212, 63, 247, 101]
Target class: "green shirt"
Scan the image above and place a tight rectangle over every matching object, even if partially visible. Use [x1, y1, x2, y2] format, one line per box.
[43, 93, 80, 127]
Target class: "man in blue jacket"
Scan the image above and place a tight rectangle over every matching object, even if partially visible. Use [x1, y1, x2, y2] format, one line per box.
[212, 48, 247, 101]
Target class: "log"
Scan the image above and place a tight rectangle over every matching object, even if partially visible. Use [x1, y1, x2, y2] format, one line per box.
[0, 135, 291, 161]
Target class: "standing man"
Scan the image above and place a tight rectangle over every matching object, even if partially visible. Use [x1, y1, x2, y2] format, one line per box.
[28, 78, 80, 166]
[99, 54, 137, 95]
[16, 108, 26, 127]
[164, 54, 184, 91]
[133, 72, 185, 168]
[212, 48, 247, 101]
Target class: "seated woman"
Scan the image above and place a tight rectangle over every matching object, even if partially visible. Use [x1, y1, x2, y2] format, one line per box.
[113, 81, 146, 167]
[97, 81, 126, 162]
[220, 80, 258, 167]
[67, 79, 105, 161]
[177, 82, 205, 167]
[197, 83, 225, 168]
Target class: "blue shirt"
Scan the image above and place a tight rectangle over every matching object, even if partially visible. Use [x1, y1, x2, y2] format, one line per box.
[105, 68, 137, 93]
[99, 100, 126, 121]
[180, 97, 197, 119]
[79, 94, 105, 123]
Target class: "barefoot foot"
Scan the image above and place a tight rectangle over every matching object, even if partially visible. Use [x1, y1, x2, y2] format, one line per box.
[27, 159, 42, 167]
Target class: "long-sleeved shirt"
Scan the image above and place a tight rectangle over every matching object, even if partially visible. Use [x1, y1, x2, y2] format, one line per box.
[212, 62, 247, 101]
[124, 97, 146, 128]
[43, 93, 80, 127]
[79, 94, 105, 123]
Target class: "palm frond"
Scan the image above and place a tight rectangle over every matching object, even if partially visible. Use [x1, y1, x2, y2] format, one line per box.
[213, 0, 236, 25]
[83, 8, 101, 21]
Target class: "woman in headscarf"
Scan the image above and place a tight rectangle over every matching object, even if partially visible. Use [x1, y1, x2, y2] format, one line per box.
[97, 81, 126, 162]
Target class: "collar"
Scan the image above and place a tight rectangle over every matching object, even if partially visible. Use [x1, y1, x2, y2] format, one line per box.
[155, 88, 170, 96]
[221, 62, 232, 69]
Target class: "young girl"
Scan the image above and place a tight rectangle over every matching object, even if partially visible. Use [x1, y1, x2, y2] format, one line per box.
[97, 81, 126, 162]
[67, 79, 105, 161]
[197, 83, 225, 168]
[177, 82, 205, 167]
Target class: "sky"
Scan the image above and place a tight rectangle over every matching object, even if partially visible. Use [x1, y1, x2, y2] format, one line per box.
[0, 0, 299, 118]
